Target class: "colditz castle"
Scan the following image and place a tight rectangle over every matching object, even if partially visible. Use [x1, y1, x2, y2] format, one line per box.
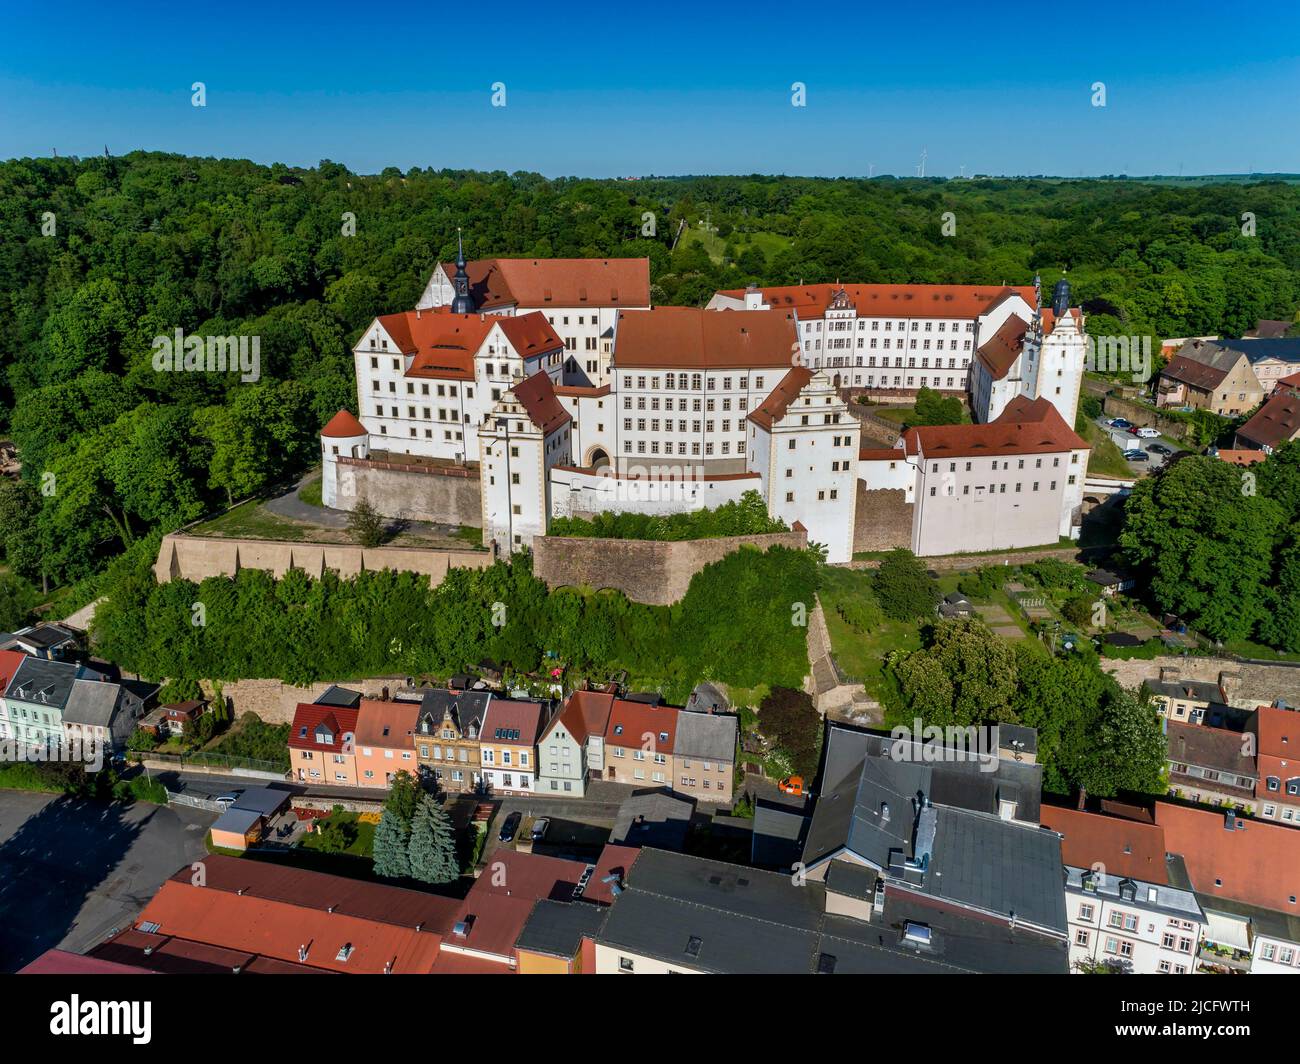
[320, 233, 1090, 562]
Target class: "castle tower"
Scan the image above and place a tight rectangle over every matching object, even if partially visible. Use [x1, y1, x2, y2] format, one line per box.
[1036, 277, 1087, 429]
[450, 228, 475, 314]
[320, 409, 370, 510]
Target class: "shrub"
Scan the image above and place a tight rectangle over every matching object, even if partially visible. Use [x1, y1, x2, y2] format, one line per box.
[872, 549, 939, 621]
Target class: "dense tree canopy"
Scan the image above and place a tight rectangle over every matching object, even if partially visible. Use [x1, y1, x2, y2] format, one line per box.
[2, 154, 1298, 593]
[1120, 447, 1300, 647]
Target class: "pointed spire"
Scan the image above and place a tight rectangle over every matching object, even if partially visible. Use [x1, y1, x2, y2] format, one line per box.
[451, 226, 474, 313]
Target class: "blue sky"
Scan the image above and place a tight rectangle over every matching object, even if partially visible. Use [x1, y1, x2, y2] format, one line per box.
[2, 0, 1298, 178]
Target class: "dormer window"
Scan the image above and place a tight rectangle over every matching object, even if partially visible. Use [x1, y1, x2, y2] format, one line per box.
[315, 725, 334, 745]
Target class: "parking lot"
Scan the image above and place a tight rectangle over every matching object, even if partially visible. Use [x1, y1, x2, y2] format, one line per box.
[1093, 415, 1183, 472]
[0, 790, 216, 972]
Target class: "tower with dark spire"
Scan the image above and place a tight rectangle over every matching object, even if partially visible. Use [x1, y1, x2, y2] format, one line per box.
[1051, 273, 1071, 317]
[450, 228, 475, 313]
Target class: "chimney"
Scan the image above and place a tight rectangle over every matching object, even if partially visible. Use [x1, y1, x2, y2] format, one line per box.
[298, 944, 309, 962]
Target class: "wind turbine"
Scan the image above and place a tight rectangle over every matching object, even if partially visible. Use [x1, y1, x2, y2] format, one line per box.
[916, 147, 928, 178]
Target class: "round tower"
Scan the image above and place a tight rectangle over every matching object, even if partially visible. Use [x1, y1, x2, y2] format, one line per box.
[320, 409, 370, 510]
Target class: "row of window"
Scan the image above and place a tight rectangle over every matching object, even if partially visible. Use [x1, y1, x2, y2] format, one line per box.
[807, 337, 971, 352]
[623, 374, 768, 392]
[622, 439, 745, 456]
[624, 396, 748, 412]
[803, 319, 976, 333]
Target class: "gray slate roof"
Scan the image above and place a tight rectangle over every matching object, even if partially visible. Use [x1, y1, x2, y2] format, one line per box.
[673, 708, 738, 763]
[800, 725, 1064, 936]
[515, 899, 609, 959]
[232, 786, 292, 817]
[612, 791, 694, 849]
[62, 678, 125, 728]
[751, 799, 808, 871]
[7, 657, 81, 710]
[595, 848, 1066, 975]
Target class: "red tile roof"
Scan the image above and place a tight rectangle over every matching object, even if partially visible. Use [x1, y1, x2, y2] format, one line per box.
[133, 879, 444, 973]
[584, 843, 641, 905]
[747, 366, 814, 430]
[1039, 806, 1168, 884]
[445, 850, 589, 962]
[510, 371, 570, 435]
[443, 257, 650, 310]
[1215, 449, 1266, 466]
[1236, 389, 1300, 450]
[605, 698, 679, 752]
[859, 445, 906, 461]
[715, 283, 1035, 320]
[1160, 352, 1233, 391]
[354, 698, 420, 749]
[1156, 801, 1300, 912]
[975, 315, 1029, 382]
[289, 702, 361, 753]
[18, 948, 156, 975]
[547, 690, 616, 745]
[614, 306, 799, 369]
[1252, 707, 1300, 801]
[901, 394, 1087, 460]
[375, 309, 562, 381]
[321, 409, 368, 438]
[0, 649, 29, 698]
[481, 699, 549, 746]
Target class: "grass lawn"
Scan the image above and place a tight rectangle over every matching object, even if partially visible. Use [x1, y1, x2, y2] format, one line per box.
[301, 811, 376, 859]
[1080, 419, 1134, 479]
[191, 499, 318, 541]
[680, 226, 792, 267]
[1220, 637, 1300, 662]
[818, 567, 923, 697]
[449, 524, 485, 548]
[298, 476, 323, 508]
[864, 405, 971, 426]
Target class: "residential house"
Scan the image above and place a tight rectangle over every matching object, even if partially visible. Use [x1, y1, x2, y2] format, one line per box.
[353, 699, 420, 789]
[88, 855, 461, 973]
[1040, 805, 1203, 974]
[1245, 319, 1293, 339]
[2, 657, 83, 749]
[1166, 721, 1258, 813]
[1156, 339, 1265, 415]
[0, 648, 31, 742]
[797, 725, 1064, 947]
[1235, 376, 1300, 454]
[593, 847, 1067, 974]
[1086, 568, 1136, 598]
[602, 698, 677, 787]
[62, 676, 153, 754]
[412, 688, 489, 793]
[1, 622, 80, 661]
[1249, 705, 1300, 825]
[1158, 801, 1300, 973]
[139, 700, 209, 738]
[1146, 670, 1225, 724]
[536, 689, 614, 797]
[671, 705, 738, 804]
[289, 701, 360, 786]
[479, 699, 549, 795]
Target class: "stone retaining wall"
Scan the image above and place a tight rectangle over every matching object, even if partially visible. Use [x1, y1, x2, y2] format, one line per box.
[532, 529, 808, 606]
[154, 533, 492, 586]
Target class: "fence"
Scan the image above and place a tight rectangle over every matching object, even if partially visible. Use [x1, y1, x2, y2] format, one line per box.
[129, 749, 289, 775]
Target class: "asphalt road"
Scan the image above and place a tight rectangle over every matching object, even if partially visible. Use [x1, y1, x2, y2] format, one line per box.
[0, 790, 216, 972]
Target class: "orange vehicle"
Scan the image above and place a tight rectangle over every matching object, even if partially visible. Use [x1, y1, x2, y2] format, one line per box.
[778, 775, 805, 797]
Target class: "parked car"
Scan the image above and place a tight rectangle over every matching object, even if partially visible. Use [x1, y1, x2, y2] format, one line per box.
[1123, 449, 1150, 462]
[1147, 443, 1172, 455]
[214, 793, 241, 809]
[1108, 417, 1133, 429]
[778, 776, 806, 797]
[1135, 427, 1161, 439]
[530, 817, 550, 842]
[498, 810, 522, 843]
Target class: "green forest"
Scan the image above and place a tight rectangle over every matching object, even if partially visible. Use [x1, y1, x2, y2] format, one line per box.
[1, 152, 1299, 627]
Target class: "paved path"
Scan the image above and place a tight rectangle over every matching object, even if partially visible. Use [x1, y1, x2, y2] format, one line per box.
[262, 472, 347, 528]
[0, 790, 216, 971]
